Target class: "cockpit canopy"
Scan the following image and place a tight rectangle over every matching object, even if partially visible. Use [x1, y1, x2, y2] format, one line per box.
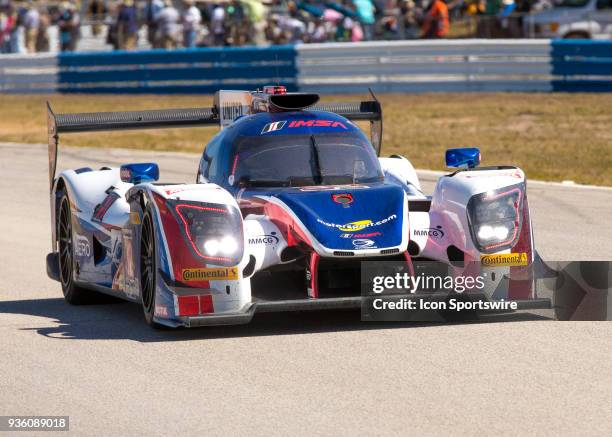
[230, 131, 383, 188]
[200, 110, 383, 189]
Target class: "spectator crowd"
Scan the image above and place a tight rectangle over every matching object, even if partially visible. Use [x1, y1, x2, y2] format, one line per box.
[0, 0, 571, 54]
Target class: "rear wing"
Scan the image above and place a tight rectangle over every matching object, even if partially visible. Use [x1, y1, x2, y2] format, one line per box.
[46, 92, 383, 190]
[46, 104, 219, 190]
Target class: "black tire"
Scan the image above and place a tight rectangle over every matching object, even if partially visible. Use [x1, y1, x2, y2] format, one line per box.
[57, 193, 94, 304]
[140, 210, 163, 328]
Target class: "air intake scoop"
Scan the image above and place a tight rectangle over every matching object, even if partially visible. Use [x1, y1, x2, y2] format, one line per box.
[267, 93, 320, 112]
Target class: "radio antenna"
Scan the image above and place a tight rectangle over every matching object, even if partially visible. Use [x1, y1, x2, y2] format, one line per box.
[275, 54, 280, 86]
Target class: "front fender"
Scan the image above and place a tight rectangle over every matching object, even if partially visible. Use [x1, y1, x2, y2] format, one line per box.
[428, 167, 532, 262]
[125, 183, 252, 324]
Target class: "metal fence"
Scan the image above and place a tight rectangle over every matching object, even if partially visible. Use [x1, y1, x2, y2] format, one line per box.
[1, 40, 611, 94]
[298, 40, 553, 93]
[298, 40, 612, 93]
[0, 53, 58, 93]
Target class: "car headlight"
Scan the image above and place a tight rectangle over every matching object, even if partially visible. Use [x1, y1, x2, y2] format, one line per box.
[203, 236, 238, 256]
[467, 184, 524, 253]
[167, 199, 244, 266]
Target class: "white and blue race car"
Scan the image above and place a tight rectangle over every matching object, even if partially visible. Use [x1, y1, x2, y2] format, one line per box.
[46, 87, 541, 328]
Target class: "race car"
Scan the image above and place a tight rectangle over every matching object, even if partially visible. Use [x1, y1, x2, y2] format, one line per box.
[46, 86, 542, 328]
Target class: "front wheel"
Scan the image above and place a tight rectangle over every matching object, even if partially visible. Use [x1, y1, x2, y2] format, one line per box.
[140, 210, 163, 328]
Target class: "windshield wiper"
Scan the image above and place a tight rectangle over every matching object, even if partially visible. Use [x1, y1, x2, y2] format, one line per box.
[309, 135, 323, 185]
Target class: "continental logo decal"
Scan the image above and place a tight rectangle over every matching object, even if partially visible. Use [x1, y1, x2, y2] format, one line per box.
[182, 267, 239, 282]
[481, 253, 528, 267]
[317, 214, 397, 232]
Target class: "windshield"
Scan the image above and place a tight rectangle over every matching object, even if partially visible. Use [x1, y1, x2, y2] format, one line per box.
[230, 132, 383, 187]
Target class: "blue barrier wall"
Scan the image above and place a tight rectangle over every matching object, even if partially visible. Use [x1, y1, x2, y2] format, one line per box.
[551, 40, 612, 92]
[58, 45, 298, 94]
[2, 40, 611, 94]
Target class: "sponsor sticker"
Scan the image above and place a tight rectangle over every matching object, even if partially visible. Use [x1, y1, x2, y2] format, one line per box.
[182, 266, 239, 282]
[332, 193, 353, 207]
[129, 212, 141, 225]
[154, 304, 169, 317]
[341, 232, 382, 239]
[75, 235, 90, 257]
[481, 253, 528, 267]
[352, 239, 376, 249]
[317, 214, 397, 233]
[288, 120, 347, 129]
[248, 232, 280, 246]
[412, 225, 444, 239]
[120, 167, 132, 181]
[261, 120, 287, 134]
[220, 102, 249, 127]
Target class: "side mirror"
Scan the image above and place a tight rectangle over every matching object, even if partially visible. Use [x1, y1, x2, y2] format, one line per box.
[446, 148, 481, 169]
[120, 163, 159, 184]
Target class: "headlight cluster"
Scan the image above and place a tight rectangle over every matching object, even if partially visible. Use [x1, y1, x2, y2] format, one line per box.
[467, 184, 524, 253]
[168, 200, 243, 266]
[203, 236, 239, 256]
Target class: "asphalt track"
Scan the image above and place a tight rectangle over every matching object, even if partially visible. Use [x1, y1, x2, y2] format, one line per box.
[1, 142, 611, 436]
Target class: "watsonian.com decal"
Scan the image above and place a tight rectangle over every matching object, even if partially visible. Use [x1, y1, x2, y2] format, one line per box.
[317, 214, 397, 233]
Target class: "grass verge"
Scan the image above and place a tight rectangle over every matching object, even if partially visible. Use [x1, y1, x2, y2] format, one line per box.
[0, 93, 610, 185]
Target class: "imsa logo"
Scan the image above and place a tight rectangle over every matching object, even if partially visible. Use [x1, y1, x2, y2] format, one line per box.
[261, 120, 287, 134]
